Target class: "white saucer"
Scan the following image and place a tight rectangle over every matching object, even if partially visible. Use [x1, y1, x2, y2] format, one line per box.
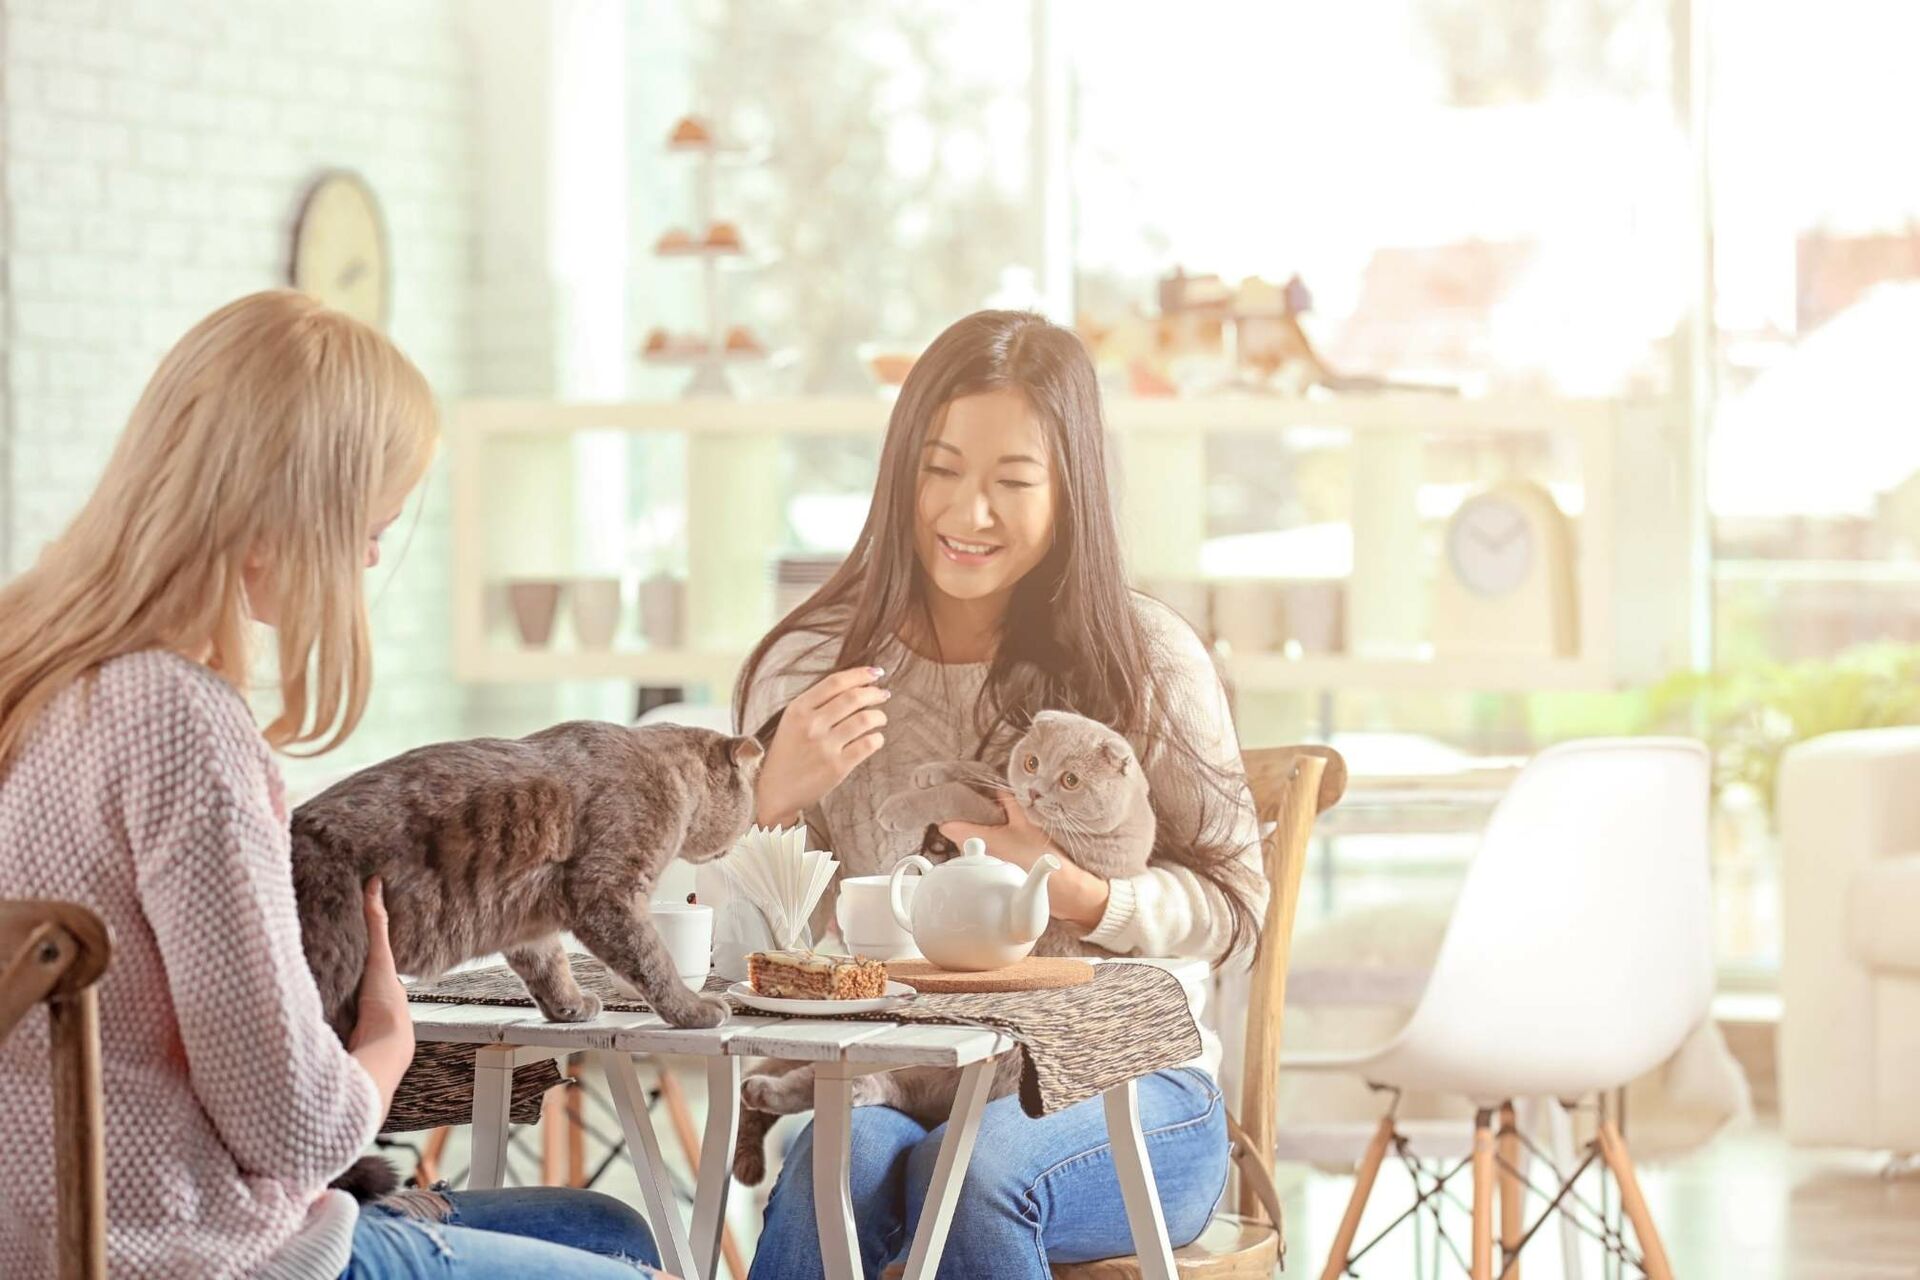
[728, 979, 916, 1016]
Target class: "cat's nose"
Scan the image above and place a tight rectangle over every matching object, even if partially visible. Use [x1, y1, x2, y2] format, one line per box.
[1027, 788, 1041, 806]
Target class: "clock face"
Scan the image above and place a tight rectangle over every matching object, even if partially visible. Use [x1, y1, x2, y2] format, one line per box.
[1447, 494, 1535, 597]
[290, 171, 389, 331]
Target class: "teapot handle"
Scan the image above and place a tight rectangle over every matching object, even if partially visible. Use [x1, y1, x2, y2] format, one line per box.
[889, 855, 931, 933]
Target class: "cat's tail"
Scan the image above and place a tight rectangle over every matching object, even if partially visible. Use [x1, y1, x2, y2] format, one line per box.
[732, 1107, 779, 1186]
[330, 1154, 402, 1202]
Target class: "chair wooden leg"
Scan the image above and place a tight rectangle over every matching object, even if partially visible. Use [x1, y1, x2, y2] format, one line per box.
[659, 1062, 747, 1280]
[541, 1077, 571, 1186]
[564, 1057, 587, 1188]
[1471, 1107, 1494, 1280]
[1595, 1120, 1674, 1280]
[1498, 1102, 1522, 1280]
[1318, 1115, 1395, 1280]
[49, 986, 105, 1280]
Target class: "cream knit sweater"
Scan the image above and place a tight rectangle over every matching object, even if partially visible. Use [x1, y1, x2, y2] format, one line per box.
[0, 652, 378, 1280]
[742, 596, 1266, 1076]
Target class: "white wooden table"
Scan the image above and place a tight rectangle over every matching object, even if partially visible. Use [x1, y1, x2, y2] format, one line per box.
[410, 990, 1183, 1280]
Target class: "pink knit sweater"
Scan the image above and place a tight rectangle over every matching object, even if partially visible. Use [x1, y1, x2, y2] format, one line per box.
[0, 652, 380, 1279]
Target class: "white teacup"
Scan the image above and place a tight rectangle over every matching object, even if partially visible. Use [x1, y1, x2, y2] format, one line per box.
[837, 874, 920, 961]
[649, 901, 714, 991]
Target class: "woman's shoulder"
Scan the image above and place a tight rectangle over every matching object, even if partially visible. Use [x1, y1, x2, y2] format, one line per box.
[1128, 591, 1238, 738]
[92, 651, 267, 765]
[1129, 591, 1214, 672]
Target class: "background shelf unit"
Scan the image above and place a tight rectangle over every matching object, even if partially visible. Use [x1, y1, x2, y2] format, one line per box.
[454, 647, 1614, 694]
[450, 394, 1681, 696]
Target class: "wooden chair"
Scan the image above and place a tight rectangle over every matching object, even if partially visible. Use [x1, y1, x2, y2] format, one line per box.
[1051, 745, 1347, 1279]
[0, 900, 113, 1280]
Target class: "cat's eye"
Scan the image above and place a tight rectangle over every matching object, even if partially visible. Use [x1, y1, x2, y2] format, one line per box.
[1061, 772, 1081, 790]
[1024, 754, 1040, 774]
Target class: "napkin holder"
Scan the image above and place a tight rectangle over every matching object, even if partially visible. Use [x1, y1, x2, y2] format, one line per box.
[698, 858, 816, 982]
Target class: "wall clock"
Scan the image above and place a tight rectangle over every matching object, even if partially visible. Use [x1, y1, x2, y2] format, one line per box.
[1433, 479, 1579, 659]
[288, 170, 390, 331]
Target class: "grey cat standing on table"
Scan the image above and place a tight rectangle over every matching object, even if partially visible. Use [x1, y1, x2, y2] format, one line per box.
[731, 710, 1154, 1184]
[288, 719, 764, 1198]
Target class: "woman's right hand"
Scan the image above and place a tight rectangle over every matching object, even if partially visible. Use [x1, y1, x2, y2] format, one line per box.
[755, 667, 890, 825]
[347, 878, 414, 1113]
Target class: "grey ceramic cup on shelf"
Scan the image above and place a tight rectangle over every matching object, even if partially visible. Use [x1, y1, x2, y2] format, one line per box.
[571, 577, 622, 650]
[506, 580, 564, 648]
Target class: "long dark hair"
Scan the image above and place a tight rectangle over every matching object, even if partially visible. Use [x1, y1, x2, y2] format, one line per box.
[735, 310, 1259, 959]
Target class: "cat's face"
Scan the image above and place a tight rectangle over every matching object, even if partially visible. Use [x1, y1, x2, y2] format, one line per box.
[670, 729, 766, 863]
[1005, 711, 1143, 840]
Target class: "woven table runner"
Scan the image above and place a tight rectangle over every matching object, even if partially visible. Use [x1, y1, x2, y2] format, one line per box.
[406, 955, 1201, 1121]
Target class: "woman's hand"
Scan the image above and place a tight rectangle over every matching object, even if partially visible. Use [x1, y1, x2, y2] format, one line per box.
[941, 795, 1113, 931]
[348, 878, 415, 1116]
[755, 667, 890, 825]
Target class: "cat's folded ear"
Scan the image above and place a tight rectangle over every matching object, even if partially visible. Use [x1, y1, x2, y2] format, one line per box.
[728, 735, 766, 767]
[1101, 741, 1134, 774]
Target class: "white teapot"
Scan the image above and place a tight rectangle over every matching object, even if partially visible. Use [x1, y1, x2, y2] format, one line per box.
[888, 837, 1059, 971]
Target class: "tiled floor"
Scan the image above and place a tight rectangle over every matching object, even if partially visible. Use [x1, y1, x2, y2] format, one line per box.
[409, 1068, 1920, 1280]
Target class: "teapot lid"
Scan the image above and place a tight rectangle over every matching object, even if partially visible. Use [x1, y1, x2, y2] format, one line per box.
[953, 836, 992, 864]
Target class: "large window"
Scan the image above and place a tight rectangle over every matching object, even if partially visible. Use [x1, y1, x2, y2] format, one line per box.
[614, 0, 1913, 984]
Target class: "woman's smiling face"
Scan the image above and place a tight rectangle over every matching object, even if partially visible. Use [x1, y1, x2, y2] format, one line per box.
[914, 388, 1058, 609]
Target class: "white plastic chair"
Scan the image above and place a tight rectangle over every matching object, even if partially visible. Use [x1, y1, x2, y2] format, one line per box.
[1291, 738, 1712, 1280]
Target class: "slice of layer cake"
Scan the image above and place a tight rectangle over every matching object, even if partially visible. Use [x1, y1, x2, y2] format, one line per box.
[747, 950, 888, 1001]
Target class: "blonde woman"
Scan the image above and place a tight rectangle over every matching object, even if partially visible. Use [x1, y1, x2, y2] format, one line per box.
[0, 293, 663, 1279]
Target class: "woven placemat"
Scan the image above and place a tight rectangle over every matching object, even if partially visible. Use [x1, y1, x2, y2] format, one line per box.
[406, 954, 1200, 1120]
[886, 956, 1095, 993]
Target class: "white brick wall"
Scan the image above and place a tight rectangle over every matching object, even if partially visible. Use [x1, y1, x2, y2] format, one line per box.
[1, 0, 479, 793]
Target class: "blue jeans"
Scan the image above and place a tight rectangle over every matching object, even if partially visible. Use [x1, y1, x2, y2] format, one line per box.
[747, 1068, 1228, 1280]
[344, 1186, 663, 1278]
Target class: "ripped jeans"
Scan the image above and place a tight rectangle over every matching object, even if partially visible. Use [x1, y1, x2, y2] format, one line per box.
[343, 1185, 663, 1278]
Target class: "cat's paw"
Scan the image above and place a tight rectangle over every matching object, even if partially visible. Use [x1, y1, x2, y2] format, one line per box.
[851, 1075, 895, 1107]
[662, 993, 731, 1030]
[538, 990, 602, 1023]
[742, 1074, 807, 1115]
[911, 764, 948, 790]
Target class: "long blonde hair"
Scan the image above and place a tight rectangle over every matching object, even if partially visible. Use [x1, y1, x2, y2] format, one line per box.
[0, 290, 438, 773]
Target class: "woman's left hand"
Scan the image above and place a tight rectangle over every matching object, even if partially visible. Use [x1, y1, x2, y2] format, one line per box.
[941, 796, 1113, 930]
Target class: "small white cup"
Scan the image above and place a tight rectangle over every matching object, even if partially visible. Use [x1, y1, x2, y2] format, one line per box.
[650, 902, 714, 990]
[838, 875, 919, 960]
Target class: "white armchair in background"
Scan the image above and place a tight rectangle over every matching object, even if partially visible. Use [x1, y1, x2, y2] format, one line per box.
[1778, 728, 1920, 1159]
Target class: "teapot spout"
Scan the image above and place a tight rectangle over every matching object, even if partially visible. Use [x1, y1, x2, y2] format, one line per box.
[1007, 854, 1061, 944]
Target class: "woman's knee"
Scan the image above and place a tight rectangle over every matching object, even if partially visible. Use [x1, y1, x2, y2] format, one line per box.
[767, 1107, 930, 1210]
[508, 1187, 657, 1262]
[905, 1128, 1037, 1227]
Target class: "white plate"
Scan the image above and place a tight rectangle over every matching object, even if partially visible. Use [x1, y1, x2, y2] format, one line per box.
[727, 979, 916, 1016]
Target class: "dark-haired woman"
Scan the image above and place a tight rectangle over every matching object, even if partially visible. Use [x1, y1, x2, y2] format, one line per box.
[736, 311, 1264, 1280]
